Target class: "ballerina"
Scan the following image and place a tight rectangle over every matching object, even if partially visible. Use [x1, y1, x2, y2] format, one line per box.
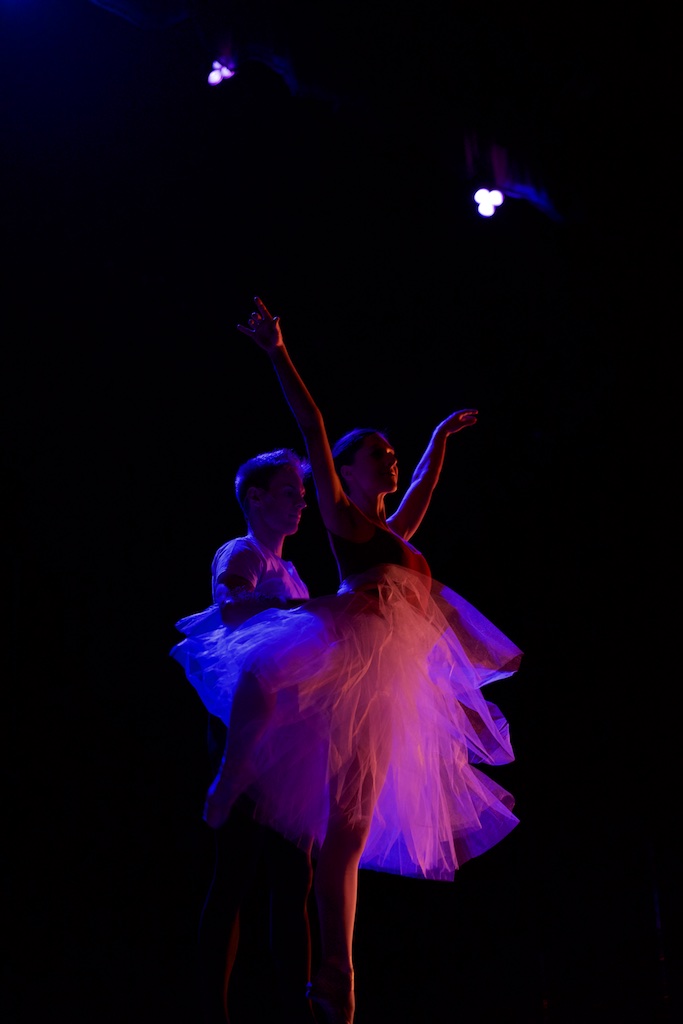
[180, 295, 523, 1023]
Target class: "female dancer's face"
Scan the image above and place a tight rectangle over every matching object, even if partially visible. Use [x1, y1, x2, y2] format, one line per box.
[343, 433, 398, 498]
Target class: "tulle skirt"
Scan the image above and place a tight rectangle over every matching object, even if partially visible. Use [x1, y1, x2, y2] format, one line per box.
[170, 564, 522, 880]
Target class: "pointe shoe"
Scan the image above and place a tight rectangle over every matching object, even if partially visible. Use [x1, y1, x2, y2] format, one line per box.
[306, 964, 355, 1024]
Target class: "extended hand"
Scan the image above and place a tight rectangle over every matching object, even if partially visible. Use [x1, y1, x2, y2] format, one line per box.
[439, 409, 478, 435]
[236, 295, 283, 353]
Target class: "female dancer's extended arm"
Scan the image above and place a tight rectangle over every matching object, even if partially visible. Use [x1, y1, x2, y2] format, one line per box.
[388, 409, 478, 541]
[237, 296, 353, 535]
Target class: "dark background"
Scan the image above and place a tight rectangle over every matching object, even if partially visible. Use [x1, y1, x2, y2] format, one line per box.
[3, 2, 678, 1022]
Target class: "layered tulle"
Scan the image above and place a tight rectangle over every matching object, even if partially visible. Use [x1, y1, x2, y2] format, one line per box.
[171, 564, 522, 881]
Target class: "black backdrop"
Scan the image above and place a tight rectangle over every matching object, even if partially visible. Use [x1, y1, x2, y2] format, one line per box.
[3, 3, 679, 1022]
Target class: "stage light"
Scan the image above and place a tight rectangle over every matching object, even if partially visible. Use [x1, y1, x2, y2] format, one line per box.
[208, 60, 235, 86]
[474, 188, 504, 217]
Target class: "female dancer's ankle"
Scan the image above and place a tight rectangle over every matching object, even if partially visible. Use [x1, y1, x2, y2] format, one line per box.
[321, 958, 354, 980]
[307, 962, 355, 1024]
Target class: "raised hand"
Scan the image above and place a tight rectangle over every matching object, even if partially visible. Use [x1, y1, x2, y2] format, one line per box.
[437, 409, 478, 435]
[236, 295, 283, 354]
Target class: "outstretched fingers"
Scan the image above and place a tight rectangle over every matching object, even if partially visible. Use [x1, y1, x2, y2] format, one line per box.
[439, 408, 478, 434]
[254, 295, 273, 320]
[236, 295, 281, 346]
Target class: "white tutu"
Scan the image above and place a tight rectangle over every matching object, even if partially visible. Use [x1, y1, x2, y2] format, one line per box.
[171, 564, 522, 880]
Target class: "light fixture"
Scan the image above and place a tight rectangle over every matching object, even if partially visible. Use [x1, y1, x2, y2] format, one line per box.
[208, 60, 235, 86]
[473, 188, 504, 218]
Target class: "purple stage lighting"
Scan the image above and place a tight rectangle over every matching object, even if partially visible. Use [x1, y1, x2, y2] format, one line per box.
[208, 60, 235, 86]
[474, 188, 504, 217]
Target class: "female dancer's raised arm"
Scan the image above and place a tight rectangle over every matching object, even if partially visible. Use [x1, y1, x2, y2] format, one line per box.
[388, 408, 478, 540]
[237, 296, 353, 537]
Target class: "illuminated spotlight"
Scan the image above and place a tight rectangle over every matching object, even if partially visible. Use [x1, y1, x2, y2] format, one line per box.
[474, 188, 504, 218]
[208, 60, 235, 86]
